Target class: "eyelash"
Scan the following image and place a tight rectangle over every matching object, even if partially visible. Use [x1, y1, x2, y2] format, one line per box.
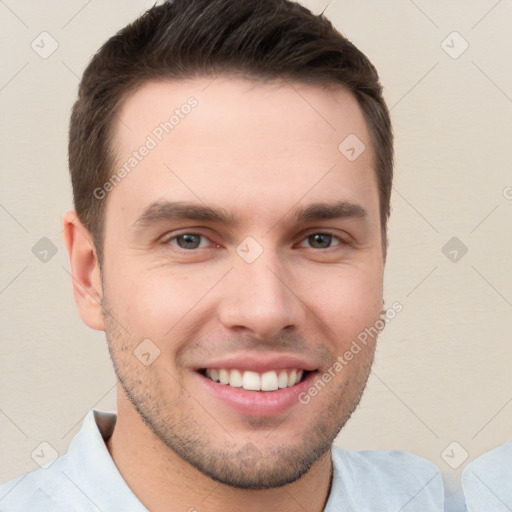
[162, 231, 348, 251]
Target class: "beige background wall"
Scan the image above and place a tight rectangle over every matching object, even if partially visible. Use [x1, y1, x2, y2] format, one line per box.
[1, 0, 511, 501]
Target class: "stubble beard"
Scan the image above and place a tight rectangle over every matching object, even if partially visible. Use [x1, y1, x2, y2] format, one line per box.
[103, 309, 376, 490]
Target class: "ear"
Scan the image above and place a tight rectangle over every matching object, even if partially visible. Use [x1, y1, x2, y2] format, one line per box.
[63, 211, 105, 331]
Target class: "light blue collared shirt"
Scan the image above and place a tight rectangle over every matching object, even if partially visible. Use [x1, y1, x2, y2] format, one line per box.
[461, 441, 512, 512]
[0, 409, 444, 511]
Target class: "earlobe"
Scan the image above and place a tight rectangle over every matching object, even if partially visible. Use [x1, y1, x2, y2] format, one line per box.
[62, 211, 105, 331]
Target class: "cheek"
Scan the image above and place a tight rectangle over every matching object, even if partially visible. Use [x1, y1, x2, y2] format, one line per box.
[108, 268, 214, 342]
[306, 267, 383, 340]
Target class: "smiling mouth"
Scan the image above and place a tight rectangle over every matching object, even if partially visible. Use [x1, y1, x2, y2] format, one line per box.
[198, 368, 311, 392]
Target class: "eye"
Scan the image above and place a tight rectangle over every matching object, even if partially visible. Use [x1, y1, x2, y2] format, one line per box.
[298, 232, 345, 250]
[166, 233, 213, 250]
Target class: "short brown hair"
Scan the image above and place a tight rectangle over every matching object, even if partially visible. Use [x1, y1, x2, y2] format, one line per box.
[69, 0, 393, 261]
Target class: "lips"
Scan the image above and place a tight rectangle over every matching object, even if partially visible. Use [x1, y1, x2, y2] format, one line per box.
[193, 354, 318, 416]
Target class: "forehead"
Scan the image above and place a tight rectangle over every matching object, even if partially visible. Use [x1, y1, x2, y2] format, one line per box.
[114, 76, 370, 153]
[106, 76, 378, 229]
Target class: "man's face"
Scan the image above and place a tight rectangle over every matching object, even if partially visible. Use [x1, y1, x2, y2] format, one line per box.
[100, 77, 384, 488]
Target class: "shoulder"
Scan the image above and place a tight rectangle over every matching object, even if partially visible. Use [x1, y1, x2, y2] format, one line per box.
[0, 458, 79, 511]
[328, 445, 444, 511]
[0, 409, 117, 512]
[462, 440, 512, 476]
[332, 444, 442, 477]
[461, 441, 512, 511]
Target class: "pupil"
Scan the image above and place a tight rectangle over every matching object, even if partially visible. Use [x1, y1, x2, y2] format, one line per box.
[179, 234, 200, 249]
[311, 234, 331, 248]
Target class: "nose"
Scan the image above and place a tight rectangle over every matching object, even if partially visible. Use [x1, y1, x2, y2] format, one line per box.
[216, 250, 306, 342]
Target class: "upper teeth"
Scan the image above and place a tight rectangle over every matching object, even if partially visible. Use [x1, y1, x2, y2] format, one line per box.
[205, 368, 304, 391]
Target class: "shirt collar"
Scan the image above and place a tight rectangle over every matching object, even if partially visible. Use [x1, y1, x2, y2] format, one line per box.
[62, 409, 148, 511]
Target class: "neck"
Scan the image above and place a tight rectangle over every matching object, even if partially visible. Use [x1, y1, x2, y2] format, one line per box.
[106, 389, 333, 512]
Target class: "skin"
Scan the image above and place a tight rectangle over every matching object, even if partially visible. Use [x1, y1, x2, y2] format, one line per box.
[63, 76, 385, 512]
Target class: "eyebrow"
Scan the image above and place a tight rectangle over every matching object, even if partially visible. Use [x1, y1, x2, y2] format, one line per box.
[292, 201, 367, 223]
[133, 200, 367, 228]
[133, 201, 237, 227]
